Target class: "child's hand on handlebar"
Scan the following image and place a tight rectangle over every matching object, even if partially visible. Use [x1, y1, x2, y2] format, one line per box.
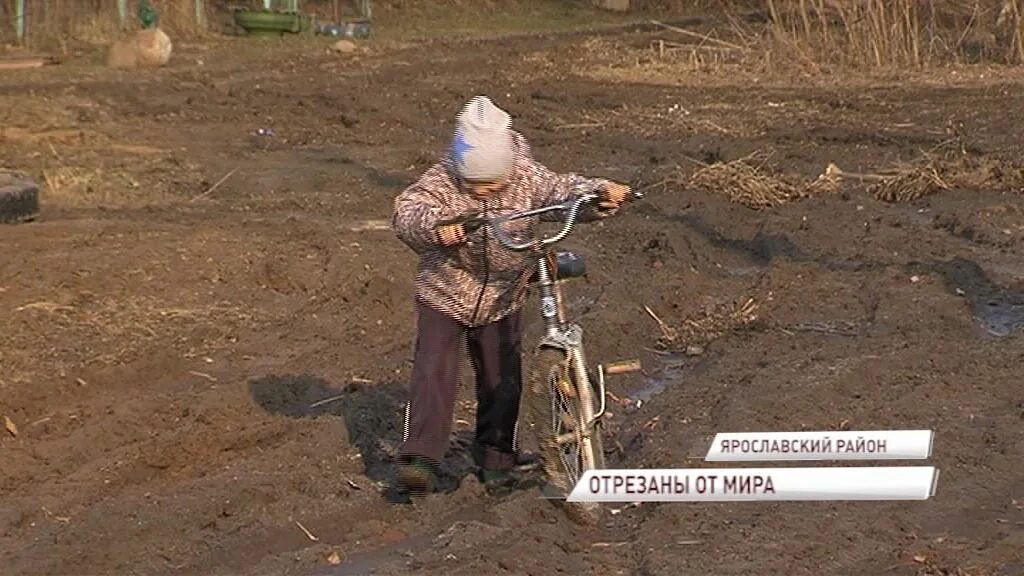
[434, 212, 485, 246]
[598, 181, 631, 210]
[435, 223, 466, 246]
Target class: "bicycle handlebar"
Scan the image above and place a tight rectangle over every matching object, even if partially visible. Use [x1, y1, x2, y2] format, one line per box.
[459, 184, 644, 252]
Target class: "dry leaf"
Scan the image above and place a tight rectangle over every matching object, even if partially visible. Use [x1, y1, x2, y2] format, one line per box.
[326, 550, 342, 565]
[5, 415, 17, 437]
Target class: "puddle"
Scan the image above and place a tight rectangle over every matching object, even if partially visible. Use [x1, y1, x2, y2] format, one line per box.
[625, 354, 687, 409]
[929, 257, 1024, 337]
[968, 294, 1024, 336]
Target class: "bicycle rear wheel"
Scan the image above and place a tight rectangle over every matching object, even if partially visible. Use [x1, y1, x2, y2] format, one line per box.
[526, 347, 605, 525]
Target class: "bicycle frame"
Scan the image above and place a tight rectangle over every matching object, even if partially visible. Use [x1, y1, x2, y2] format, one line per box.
[465, 185, 641, 468]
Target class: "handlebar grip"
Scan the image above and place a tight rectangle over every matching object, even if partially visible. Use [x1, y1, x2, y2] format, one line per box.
[462, 217, 486, 233]
[436, 212, 485, 233]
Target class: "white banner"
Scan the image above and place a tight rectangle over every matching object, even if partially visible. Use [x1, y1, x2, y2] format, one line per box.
[704, 430, 934, 461]
[566, 466, 939, 502]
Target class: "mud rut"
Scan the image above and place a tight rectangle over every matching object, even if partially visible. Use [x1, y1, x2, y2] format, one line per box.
[2, 25, 1023, 576]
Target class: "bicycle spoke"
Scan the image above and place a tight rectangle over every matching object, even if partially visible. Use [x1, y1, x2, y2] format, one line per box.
[555, 431, 577, 446]
[559, 412, 576, 430]
[550, 373, 583, 484]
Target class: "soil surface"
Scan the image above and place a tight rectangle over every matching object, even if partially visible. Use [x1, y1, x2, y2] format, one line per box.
[2, 19, 1023, 576]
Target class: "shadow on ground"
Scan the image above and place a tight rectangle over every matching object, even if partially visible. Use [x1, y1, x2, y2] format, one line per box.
[247, 374, 482, 500]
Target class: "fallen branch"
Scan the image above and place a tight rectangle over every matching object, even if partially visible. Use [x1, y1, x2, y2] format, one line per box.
[15, 301, 75, 313]
[0, 56, 58, 70]
[643, 305, 678, 342]
[822, 162, 898, 182]
[604, 359, 642, 375]
[650, 20, 749, 51]
[295, 520, 319, 542]
[190, 168, 238, 202]
[555, 122, 606, 130]
[310, 393, 347, 409]
[349, 219, 391, 232]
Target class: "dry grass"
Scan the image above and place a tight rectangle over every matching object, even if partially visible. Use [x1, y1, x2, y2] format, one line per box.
[827, 136, 1024, 203]
[868, 162, 951, 202]
[687, 150, 838, 209]
[942, 155, 1024, 192]
[760, 0, 1024, 68]
[652, 297, 761, 350]
[590, 1, 1024, 79]
[677, 137, 1021, 209]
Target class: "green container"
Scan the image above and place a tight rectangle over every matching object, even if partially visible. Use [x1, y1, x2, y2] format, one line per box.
[233, 9, 310, 36]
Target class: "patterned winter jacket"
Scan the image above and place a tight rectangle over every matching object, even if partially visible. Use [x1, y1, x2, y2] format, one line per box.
[392, 130, 612, 327]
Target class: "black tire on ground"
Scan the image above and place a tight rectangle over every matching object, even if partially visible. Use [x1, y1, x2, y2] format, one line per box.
[0, 170, 40, 224]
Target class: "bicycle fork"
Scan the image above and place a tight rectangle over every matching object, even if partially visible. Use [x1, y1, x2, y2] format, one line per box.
[534, 253, 605, 471]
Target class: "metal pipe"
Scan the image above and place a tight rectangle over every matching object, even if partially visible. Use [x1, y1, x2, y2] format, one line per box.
[536, 258, 560, 337]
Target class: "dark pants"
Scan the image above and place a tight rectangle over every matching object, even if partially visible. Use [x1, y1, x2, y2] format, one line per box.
[400, 300, 523, 472]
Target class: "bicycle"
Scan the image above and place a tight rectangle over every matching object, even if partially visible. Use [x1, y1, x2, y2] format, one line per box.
[456, 183, 643, 524]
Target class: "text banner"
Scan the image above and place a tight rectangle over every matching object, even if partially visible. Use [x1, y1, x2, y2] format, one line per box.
[704, 430, 934, 461]
[566, 466, 939, 502]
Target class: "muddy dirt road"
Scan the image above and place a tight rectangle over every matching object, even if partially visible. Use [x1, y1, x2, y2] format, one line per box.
[2, 22, 1023, 576]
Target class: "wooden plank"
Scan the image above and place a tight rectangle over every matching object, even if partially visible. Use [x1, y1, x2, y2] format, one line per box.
[593, 0, 630, 11]
[0, 57, 58, 70]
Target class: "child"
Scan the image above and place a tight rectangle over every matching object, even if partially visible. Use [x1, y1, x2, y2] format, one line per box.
[391, 95, 629, 494]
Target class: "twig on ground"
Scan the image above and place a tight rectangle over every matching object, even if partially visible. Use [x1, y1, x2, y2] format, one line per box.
[349, 220, 391, 231]
[644, 305, 678, 342]
[15, 301, 75, 313]
[295, 520, 319, 542]
[592, 541, 631, 548]
[555, 122, 606, 130]
[310, 394, 347, 409]
[649, 20, 748, 51]
[190, 168, 237, 202]
[42, 507, 70, 523]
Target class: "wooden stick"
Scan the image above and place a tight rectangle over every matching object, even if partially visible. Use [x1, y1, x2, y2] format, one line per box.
[0, 57, 54, 70]
[605, 359, 642, 375]
[555, 122, 605, 130]
[349, 220, 391, 231]
[310, 393, 347, 408]
[295, 520, 319, 542]
[823, 162, 901, 182]
[190, 168, 237, 202]
[649, 20, 748, 51]
[188, 370, 217, 382]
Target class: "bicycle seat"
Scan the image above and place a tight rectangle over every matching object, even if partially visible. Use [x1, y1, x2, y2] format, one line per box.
[529, 250, 586, 283]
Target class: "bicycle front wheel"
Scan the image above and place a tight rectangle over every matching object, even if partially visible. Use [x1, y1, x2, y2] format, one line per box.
[526, 347, 605, 525]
